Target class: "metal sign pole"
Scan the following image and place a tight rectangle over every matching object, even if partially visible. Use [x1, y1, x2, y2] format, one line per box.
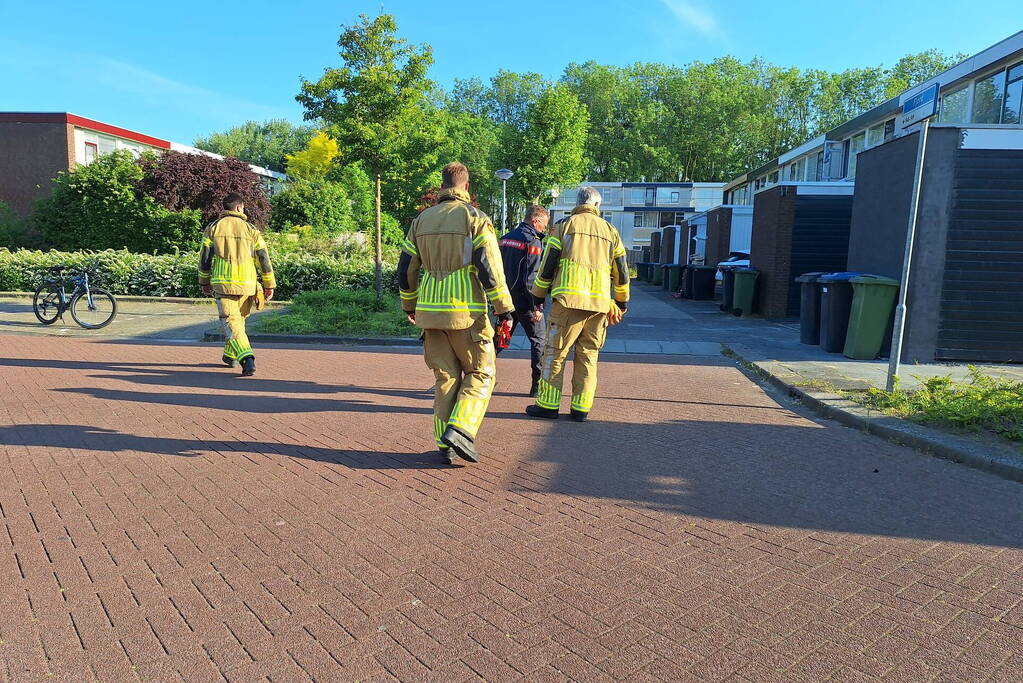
[886, 117, 930, 392]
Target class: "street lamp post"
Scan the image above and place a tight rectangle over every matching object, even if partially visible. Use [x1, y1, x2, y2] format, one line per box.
[495, 168, 514, 233]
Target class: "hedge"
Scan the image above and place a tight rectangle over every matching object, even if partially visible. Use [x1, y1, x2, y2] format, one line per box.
[0, 248, 397, 300]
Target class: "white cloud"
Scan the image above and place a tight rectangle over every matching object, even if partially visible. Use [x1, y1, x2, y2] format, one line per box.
[659, 0, 721, 39]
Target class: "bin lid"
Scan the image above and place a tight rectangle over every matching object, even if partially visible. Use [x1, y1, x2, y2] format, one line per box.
[734, 267, 760, 273]
[794, 271, 827, 283]
[818, 271, 865, 282]
[689, 265, 717, 271]
[850, 274, 900, 286]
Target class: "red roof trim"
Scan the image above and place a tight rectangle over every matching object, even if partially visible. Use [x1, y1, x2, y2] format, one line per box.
[0, 112, 171, 149]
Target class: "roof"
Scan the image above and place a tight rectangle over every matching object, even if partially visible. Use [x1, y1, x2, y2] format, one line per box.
[0, 112, 171, 149]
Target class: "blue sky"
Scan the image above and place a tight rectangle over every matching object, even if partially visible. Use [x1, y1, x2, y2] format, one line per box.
[1, 1, 1017, 144]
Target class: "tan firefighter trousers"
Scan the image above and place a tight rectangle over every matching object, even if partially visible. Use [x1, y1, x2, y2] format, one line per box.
[216, 293, 257, 361]
[535, 301, 608, 414]
[423, 315, 497, 448]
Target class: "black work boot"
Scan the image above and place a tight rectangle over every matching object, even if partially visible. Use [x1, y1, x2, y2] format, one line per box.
[240, 357, 256, 377]
[439, 449, 456, 465]
[570, 409, 589, 423]
[222, 355, 235, 367]
[525, 404, 559, 420]
[441, 427, 480, 463]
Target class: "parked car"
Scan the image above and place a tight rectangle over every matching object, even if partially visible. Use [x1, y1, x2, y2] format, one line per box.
[715, 252, 750, 280]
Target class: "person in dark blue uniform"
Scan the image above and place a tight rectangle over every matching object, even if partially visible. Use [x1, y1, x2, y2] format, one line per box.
[497, 204, 550, 397]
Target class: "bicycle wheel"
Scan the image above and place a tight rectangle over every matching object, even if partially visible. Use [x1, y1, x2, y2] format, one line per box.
[70, 288, 118, 329]
[32, 284, 63, 325]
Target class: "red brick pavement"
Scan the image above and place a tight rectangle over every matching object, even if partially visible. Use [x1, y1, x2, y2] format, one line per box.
[0, 334, 1021, 681]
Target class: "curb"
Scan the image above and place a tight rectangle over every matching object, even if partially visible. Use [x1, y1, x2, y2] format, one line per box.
[726, 344, 1023, 484]
[202, 329, 420, 347]
[0, 291, 290, 306]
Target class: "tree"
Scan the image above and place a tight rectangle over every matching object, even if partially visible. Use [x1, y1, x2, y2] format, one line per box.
[269, 181, 355, 235]
[296, 14, 443, 221]
[329, 162, 376, 229]
[139, 151, 271, 227]
[505, 85, 589, 209]
[285, 131, 340, 181]
[33, 151, 201, 253]
[884, 50, 966, 98]
[194, 120, 316, 173]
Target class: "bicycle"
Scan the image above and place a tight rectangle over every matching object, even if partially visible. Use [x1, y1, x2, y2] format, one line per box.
[33, 267, 118, 329]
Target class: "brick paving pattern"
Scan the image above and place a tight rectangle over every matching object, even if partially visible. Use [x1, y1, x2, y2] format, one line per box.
[0, 333, 1021, 681]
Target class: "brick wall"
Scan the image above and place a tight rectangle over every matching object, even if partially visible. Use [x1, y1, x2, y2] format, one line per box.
[750, 187, 796, 319]
[649, 232, 661, 263]
[705, 207, 733, 267]
[660, 226, 677, 263]
[0, 121, 74, 216]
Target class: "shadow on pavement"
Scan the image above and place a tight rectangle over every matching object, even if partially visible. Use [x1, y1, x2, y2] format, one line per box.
[523, 415, 1023, 550]
[0, 424, 453, 469]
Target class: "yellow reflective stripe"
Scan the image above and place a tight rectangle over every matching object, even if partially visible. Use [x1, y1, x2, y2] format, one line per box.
[471, 232, 488, 248]
[448, 397, 489, 437]
[198, 270, 211, 277]
[613, 245, 626, 258]
[202, 237, 213, 247]
[535, 379, 561, 410]
[415, 267, 483, 313]
[571, 390, 594, 412]
[534, 276, 552, 288]
[614, 284, 630, 294]
[416, 303, 487, 312]
[485, 286, 509, 301]
[399, 290, 418, 301]
[401, 239, 418, 256]
[546, 237, 562, 250]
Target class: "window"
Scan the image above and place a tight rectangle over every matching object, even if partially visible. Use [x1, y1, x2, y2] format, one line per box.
[847, 133, 866, 178]
[627, 188, 646, 205]
[938, 86, 969, 124]
[633, 212, 657, 228]
[670, 191, 680, 203]
[83, 142, 98, 165]
[972, 70, 1006, 124]
[768, 171, 779, 184]
[804, 155, 818, 182]
[1004, 62, 1023, 125]
[644, 187, 656, 206]
[866, 124, 884, 148]
[883, 119, 896, 140]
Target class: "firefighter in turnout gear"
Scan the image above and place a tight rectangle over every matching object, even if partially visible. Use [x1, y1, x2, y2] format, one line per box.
[525, 186, 629, 422]
[398, 163, 515, 464]
[496, 204, 550, 397]
[198, 193, 276, 377]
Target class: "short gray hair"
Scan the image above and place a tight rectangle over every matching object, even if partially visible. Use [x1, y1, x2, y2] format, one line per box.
[576, 186, 602, 206]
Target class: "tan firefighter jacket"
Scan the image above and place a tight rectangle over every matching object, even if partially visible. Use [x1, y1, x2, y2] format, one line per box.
[398, 188, 514, 330]
[531, 204, 630, 313]
[198, 211, 276, 296]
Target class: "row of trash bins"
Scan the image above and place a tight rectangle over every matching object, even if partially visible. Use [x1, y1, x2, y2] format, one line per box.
[636, 262, 900, 361]
[796, 272, 901, 360]
[634, 262, 717, 300]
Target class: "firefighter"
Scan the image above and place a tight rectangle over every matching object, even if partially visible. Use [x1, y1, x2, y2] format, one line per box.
[496, 204, 550, 397]
[198, 193, 276, 377]
[398, 162, 514, 464]
[525, 186, 629, 422]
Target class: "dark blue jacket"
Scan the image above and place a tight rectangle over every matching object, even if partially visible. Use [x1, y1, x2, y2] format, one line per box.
[499, 222, 545, 312]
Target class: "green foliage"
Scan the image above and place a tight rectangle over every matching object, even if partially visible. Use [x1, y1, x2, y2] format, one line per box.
[269, 180, 355, 235]
[254, 288, 416, 337]
[860, 367, 1023, 443]
[505, 84, 589, 205]
[285, 131, 340, 181]
[33, 151, 202, 254]
[297, 13, 442, 221]
[194, 119, 316, 173]
[328, 162, 376, 228]
[0, 247, 396, 300]
[0, 201, 43, 249]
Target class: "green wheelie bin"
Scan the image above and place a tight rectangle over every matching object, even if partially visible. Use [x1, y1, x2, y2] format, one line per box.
[731, 267, 759, 316]
[843, 275, 900, 360]
[664, 264, 683, 292]
[652, 264, 664, 285]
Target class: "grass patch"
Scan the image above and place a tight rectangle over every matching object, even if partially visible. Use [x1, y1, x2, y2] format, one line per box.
[254, 288, 417, 338]
[858, 367, 1023, 444]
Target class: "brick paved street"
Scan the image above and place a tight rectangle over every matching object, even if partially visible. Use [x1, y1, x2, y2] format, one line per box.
[1, 329, 1022, 681]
